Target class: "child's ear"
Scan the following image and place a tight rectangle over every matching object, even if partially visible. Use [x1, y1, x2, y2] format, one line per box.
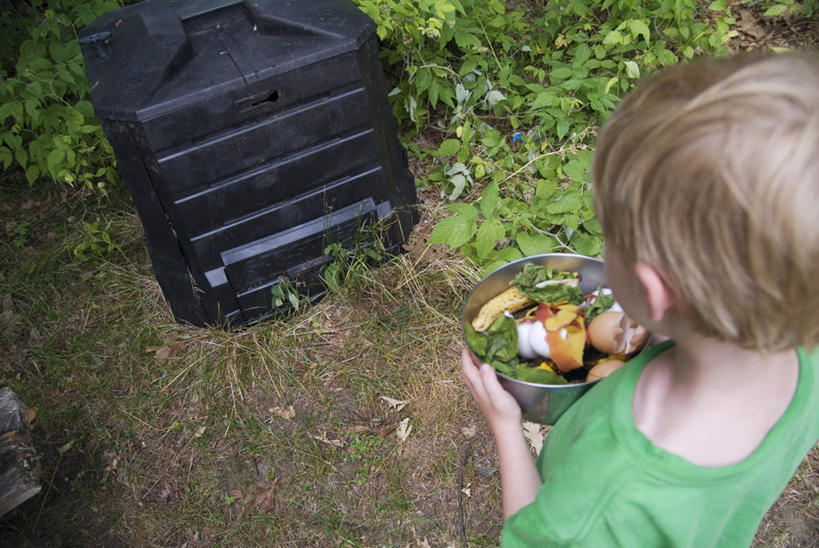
[634, 263, 676, 322]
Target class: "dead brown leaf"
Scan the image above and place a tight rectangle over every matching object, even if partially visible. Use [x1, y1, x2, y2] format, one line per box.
[241, 480, 280, 518]
[378, 424, 397, 438]
[461, 425, 477, 438]
[312, 432, 344, 447]
[379, 395, 409, 411]
[522, 422, 552, 455]
[737, 8, 768, 39]
[145, 341, 184, 362]
[270, 405, 296, 420]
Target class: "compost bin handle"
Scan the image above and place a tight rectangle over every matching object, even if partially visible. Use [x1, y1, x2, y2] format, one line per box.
[78, 31, 112, 59]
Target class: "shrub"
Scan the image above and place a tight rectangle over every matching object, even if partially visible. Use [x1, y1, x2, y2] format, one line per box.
[0, 0, 120, 192]
[354, 0, 738, 270]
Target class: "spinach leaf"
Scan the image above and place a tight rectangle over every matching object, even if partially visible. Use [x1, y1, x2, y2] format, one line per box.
[585, 286, 616, 322]
[512, 263, 584, 305]
[464, 323, 488, 356]
[484, 314, 519, 364]
[465, 314, 520, 372]
[513, 363, 568, 385]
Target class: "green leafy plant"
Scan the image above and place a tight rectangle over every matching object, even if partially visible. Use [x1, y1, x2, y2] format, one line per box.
[11, 221, 31, 248]
[0, 0, 119, 191]
[357, 0, 739, 270]
[270, 277, 303, 313]
[346, 432, 385, 485]
[320, 220, 390, 293]
[753, 0, 818, 17]
[73, 220, 122, 260]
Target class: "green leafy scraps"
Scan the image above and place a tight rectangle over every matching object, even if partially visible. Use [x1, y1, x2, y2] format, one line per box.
[585, 286, 616, 322]
[512, 264, 584, 305]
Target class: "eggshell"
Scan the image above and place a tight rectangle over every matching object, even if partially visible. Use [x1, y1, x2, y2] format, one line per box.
[528, 320, 551, 358]
[587, 311, 624, 354]
[586, 359, 626, 382]
[587, 311, 649, 355]
[516, 321, 538, 360]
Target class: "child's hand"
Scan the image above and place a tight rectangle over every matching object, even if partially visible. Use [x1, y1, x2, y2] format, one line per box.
[461, 349, 522, 434]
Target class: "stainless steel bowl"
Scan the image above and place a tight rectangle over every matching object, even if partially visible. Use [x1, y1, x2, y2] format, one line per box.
[462, 253, 608, 424]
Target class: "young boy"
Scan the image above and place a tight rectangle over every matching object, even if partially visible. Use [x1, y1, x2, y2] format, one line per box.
[461, 52, 819, 546]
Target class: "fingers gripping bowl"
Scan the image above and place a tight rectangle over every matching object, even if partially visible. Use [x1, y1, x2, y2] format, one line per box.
[462, 254, 650, 424]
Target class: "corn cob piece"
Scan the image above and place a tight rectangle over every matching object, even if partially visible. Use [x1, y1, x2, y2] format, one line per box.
[471, 287, 534, 332]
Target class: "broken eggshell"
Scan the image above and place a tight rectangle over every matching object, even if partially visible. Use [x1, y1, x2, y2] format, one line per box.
[515, 303, 586, 372]
[587, 310, 650, 356]
[585, 358, 626, 382]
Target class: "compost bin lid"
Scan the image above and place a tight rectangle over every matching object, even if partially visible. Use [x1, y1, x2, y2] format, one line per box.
[79, 0, 376, 122]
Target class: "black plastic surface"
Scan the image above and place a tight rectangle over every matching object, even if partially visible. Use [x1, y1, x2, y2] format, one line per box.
[80, 0, 417, 326]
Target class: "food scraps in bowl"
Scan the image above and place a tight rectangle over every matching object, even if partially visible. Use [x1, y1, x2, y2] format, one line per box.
[464, 263, 649, 385]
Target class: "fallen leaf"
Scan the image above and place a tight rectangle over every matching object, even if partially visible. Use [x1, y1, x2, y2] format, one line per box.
[193, 426, 206, 438]
[242, 480, 279, 517]
[737, 8, 767, 39]
[145, 341, 184, 362]
[378, 424, 397, 438]
[345, 424, 369, 434]
[311, 432, 344, 447]
[146, 345, 172, 361]
[461, 425, 477, 438]
[26, 407, 36, 425]
[379, 396, 408, 411]
[270, 405, 296, 420]
[58, 438, 76, 455]
[522, 422, 551, 455]
[396, 417, 412, 442]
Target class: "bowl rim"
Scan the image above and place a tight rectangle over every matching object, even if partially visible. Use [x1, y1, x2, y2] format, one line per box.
[461, 253, 606, 389]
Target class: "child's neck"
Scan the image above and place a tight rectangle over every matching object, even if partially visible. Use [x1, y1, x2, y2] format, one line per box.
[632, 332, 800, 467]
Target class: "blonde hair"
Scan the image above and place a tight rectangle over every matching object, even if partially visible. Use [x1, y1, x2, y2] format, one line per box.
[592, 52, 819, 351]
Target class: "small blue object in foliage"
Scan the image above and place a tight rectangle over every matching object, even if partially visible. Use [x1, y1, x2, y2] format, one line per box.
[511, 131, 524, 144]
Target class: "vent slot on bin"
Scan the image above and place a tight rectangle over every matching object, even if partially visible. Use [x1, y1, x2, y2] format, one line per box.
[187, 166, 385, 272]
[209, 199, 380, 298]
[171, 128, 380, 237]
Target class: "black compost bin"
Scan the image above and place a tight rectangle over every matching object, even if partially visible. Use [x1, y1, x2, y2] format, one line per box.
[79, 0, 417, 327]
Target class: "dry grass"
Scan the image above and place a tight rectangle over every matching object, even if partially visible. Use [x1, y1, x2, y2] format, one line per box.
[2, 181, 816, 547]
[0, 182, 511, 545]
[754, 448, 819, 547]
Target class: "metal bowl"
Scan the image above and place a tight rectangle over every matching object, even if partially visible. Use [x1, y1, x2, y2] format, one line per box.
[462, 253, 608, 424]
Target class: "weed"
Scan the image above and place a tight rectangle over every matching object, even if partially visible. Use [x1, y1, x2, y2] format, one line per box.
[73, 220, 122, 260]
[11, 221, 30, 248]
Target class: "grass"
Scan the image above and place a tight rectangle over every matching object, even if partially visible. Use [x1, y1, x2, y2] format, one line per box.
[1, 180, 815, 546]
[0, 180, 511, 545]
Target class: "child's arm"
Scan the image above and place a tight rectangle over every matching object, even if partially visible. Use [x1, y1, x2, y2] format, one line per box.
[461, 349, 541, 517]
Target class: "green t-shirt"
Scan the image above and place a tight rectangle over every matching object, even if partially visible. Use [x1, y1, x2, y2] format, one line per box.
[502, 340, 819, 547]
